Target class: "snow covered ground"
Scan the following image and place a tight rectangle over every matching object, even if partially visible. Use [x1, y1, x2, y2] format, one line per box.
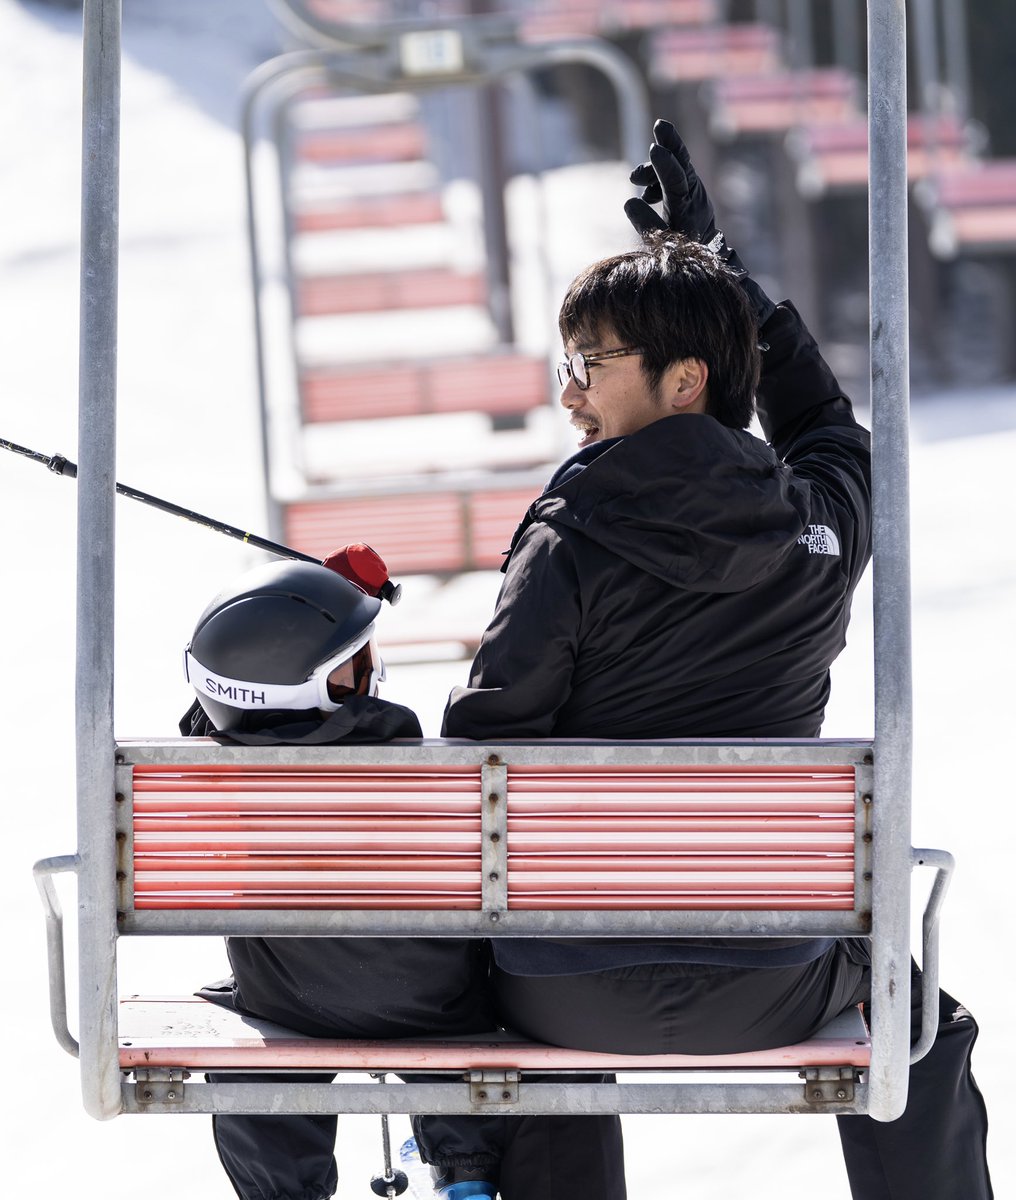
[1, 1, 1013, 1195]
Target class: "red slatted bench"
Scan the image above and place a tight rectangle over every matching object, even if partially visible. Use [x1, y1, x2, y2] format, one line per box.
[519, 7, 602, 39]
[297, 267, 488, 318]
[299, 353, 548, 423]
[788, 114, 971, 197]
[118, 996, 870, 1074]
[300, 0, 719, 42]
[649, 24, 782, 85]
[523, 0, 719, 37]
[104, 739, 875, 1116]
[916, 161, 1016, 255]
[604, 0, 719, 29]
[708, 69, 860, 139]
[283, 482, 538, 575]
[290, 191, 446, 234]
[304, 0, 388, 21]
[293, 121, 430, 167]
[36, 737, 955, 1119]
[125, 753, 861, 913]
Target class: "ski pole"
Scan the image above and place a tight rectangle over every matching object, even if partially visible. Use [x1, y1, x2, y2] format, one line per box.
[2, 436, 321, 563]
[3, 436, 405, 603]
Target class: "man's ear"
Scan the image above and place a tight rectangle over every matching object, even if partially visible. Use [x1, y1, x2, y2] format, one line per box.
[663, 357, 709, 414]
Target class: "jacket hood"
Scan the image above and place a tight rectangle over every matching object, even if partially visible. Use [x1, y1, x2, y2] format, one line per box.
[533, 414, 811, 593]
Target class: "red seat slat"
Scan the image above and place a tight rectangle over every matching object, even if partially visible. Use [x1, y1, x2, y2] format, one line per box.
[117, 996, 871, 1071]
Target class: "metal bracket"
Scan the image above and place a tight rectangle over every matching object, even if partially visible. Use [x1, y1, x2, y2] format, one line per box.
[468, 1070, 519, 1106]
[480, 759, 508, 919]
[801, 1066, 857, 1104]
[134, 1069, 188, 1105]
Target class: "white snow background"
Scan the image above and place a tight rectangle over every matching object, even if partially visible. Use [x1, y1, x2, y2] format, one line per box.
[0, 1, 1012, 1195]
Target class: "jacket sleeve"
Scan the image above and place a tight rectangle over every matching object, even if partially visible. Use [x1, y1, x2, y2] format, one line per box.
[441, 521, 580, 738]
[755, 301, 872, 589]
[755, 301, 855, 447]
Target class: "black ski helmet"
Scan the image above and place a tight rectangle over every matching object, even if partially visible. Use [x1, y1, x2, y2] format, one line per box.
[184, 560, 383, 732]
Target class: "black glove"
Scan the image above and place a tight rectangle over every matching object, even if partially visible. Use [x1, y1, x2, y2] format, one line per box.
[625, 119, 776, 329]
[626, 119, 718, 243]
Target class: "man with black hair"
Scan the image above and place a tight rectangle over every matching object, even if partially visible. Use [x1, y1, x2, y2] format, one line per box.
[415, 121, 992, 1200]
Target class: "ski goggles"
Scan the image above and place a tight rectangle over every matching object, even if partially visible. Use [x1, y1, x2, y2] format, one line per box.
[556, 346, 642, 390]
[184, 628, 385, 714]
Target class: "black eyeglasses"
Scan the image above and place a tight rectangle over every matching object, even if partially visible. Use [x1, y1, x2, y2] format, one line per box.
[556, 346, 643, 390]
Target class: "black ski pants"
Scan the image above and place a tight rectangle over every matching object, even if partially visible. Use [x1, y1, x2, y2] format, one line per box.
[207, 935, 497, 1200]
[416, 945, 992, 1200]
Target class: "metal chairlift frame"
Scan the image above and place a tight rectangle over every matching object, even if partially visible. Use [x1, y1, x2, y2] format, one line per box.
[239, 21, 650, 540]
[35, 0, 951, 1128]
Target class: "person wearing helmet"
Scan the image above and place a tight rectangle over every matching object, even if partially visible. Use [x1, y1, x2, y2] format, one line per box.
[181, 553, 496, 1200]
[182, 556, 396, 743]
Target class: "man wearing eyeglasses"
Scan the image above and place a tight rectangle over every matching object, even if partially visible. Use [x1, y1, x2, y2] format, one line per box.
[415, 122, 992, 1200]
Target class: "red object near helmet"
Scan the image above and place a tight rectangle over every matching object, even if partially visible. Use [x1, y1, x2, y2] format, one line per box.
[321, 543, 401, 604]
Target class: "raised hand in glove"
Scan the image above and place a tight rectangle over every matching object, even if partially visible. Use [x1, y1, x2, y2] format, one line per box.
[624, 119, 776, 329]
[625, 119, 718, 243]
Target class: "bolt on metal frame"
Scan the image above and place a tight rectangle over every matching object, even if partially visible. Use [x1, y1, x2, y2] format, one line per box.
[36, 0, 952, 1127]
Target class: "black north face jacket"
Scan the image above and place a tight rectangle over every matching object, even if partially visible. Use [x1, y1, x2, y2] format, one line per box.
[442, 302, 871, 973]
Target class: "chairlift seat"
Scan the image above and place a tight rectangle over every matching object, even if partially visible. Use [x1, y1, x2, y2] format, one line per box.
[915, 161, 1016, 255]
[283, 483, 540, 575]
[299, 353, 548, 424]
[291, 191, 446, 233]
[649, 24, 782, 85]
[294, 122, 430, 167]
[117, 995, 870, 1072]
[708, 69, 859, 139]
[788, 114, 971, 196]
[82, 738, 881, 1116]
[37, 737, 950, 1120]
[297, 267, 488, 318]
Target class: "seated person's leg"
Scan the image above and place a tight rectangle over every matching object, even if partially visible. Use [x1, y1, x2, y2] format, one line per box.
[208, 1072, 337, 1200]
[499, 1111, 626, 1200]
[215, 937, 496, 1199]
[227, 937, 494, 1040]
[836, 964, 993, 1200]
[491, 943, 866, 1055]
[414, 1101, 624, 1200]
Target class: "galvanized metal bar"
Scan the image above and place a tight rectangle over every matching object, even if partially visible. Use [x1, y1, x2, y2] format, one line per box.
[524, 41, 648, 168]
[32, 855, 82, 1058]
[785, 0, 815, 71]
[480, 760, 508, 915]
[122, 1077, 869, 1117]
[867, 0, 914, 1124]
[854, 753, 875, 916]
[752, 0, 784, 29]
[832, 0, 864, 77]
[114, 760, 135, 925]
[116, 736, 874, 768]
[123, 908, 866, 938]
[939, 0, 970, 122]
[241, 52, 332, 542]
[911, 0, 942, 115]
[910, 848, 955, 1064]
[77, 0, 122, 1123]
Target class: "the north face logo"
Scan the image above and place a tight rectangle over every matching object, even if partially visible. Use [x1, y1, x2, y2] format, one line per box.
[799, 524, 840, 556]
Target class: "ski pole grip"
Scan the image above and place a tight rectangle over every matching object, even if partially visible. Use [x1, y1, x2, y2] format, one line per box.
[48, 454, 77, 478]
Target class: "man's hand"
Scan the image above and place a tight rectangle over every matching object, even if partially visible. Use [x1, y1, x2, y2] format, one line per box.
[624, 119, 776, 330]
[625, 119, 717, 243]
